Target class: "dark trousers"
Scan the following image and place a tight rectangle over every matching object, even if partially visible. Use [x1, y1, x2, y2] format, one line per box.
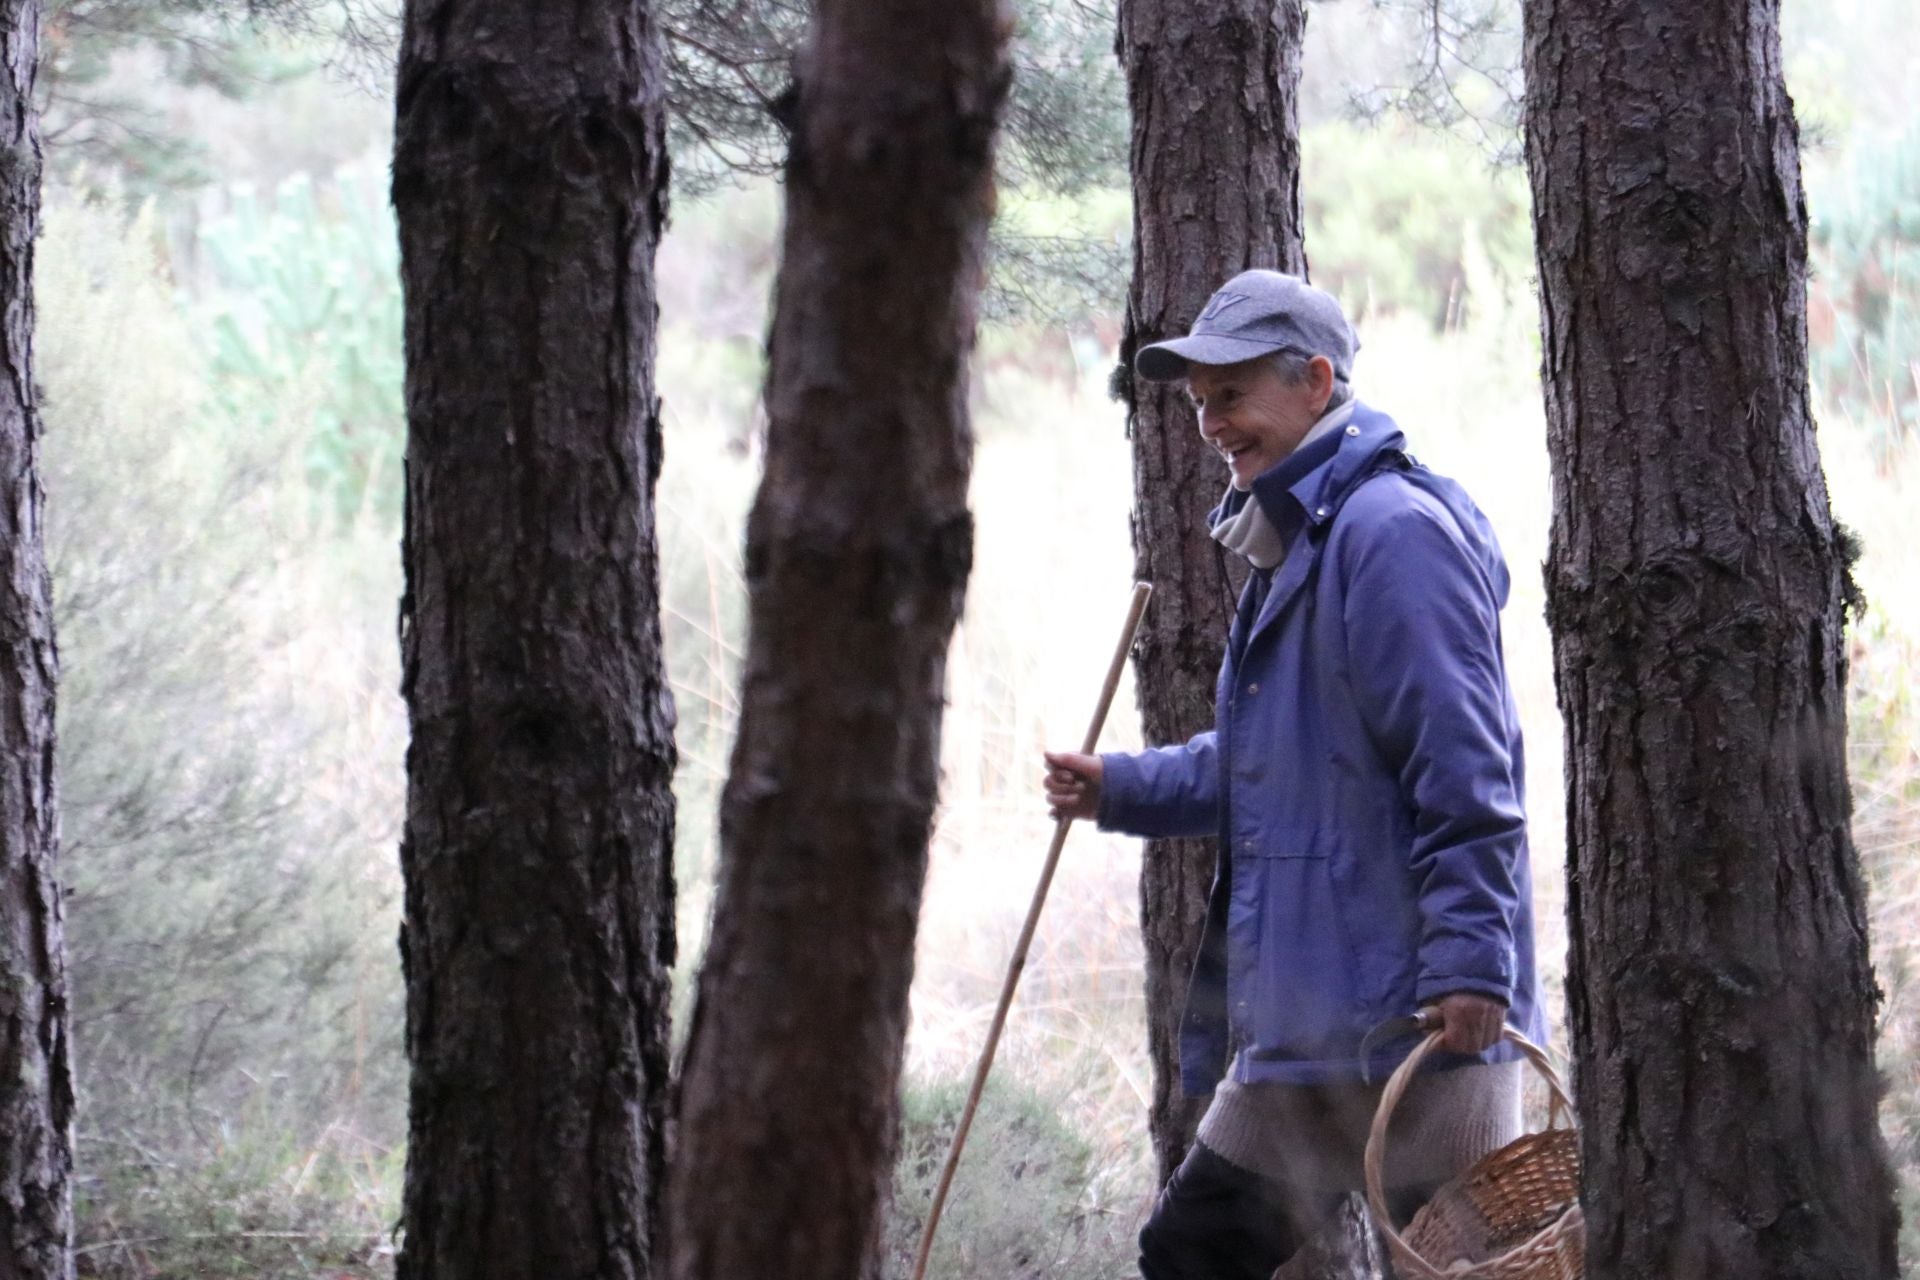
[1137, 1143, 1434, 1280]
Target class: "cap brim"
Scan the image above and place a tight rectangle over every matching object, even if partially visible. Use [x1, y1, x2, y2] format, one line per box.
[1134, 334, 1287, 382]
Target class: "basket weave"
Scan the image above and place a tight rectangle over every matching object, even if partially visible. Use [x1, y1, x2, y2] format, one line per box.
[1363, 1029, 1584, 1280]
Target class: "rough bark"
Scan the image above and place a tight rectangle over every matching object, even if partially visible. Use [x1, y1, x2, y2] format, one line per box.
[1271, 1195, 1388, 1280]
[390, 2, 677, 1276]
[0, 1, 73, 1274]
[1521, 1, 1898, 1275]
[1115, 0, 1308, 1184]
[663, 2, 1007, 1277]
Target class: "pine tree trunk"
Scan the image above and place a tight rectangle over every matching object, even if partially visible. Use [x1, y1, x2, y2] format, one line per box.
[1521, 1, 1899, 1274]
[0, 3, 73, 1275]
[663, 2, 1007, 1276]
[1272, 1195, 1387, 1280]
[390, 3, 677, 1276]
[1115, 0, 1308, 1185]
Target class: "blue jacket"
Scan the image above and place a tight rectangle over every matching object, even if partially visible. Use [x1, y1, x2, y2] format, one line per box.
[1099, 402, 1544, 1091]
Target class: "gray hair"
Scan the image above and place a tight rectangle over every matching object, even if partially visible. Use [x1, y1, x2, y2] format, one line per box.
[1267, 351, 1354, 410]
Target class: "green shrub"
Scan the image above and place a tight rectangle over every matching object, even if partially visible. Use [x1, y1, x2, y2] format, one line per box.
[41, 185, 408, 1269]
[72, 1097, 399, 1280]
[1300, 119, 1535, 330]
[191, 158, 406, 524]
[885, 1076, 1137, 1280]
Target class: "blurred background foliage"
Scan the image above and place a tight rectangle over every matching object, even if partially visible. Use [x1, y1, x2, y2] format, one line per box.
[190, 162, 404, 524]
[33, 0, 1920, 1275]
[1810, 121, 1920, 448]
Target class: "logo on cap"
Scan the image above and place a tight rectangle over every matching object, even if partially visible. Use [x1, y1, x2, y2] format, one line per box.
[1196, 291, 1251, 327]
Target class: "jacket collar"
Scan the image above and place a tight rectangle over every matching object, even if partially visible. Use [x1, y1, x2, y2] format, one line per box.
[1208, 401, 1407, 535]
[1235, 402, 1408, 648]
[1279, 400, 1407, 529]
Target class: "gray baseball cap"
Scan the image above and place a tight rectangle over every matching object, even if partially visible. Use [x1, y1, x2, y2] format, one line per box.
[1134, 270, 1360, 383]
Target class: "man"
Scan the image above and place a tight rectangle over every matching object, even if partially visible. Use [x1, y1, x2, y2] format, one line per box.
[1043, 271, 1545, 1279]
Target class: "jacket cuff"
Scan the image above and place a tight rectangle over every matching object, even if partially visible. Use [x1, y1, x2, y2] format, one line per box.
[1417, 933, 1514, 1001]
[1415, 973, 1512, 1007]
[1095, 751, 1143, 832]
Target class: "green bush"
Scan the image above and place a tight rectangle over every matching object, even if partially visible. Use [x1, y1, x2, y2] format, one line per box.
[191, 159, 406, 524]
[41, 187, 407, 1271]
[885, 1076, 1136, 1280]
[1300, 119, 1535, 329]
[72, 1099, 398, 1280]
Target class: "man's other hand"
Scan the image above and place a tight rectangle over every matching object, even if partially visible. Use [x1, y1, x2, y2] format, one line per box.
[1435, 992, 1507, 1055]
[1042, 751, 1103, 822]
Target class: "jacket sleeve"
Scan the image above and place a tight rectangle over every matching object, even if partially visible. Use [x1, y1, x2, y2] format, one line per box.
[1339, 496, 1523, 1007]
[1095, 732, 1220, 838]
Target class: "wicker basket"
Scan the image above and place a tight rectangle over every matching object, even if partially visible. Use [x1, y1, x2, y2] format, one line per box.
[1363, 1029, 1584, 1280]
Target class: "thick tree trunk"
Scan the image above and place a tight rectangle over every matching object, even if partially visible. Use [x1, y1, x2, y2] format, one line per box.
[1522, 1, 1899, 1275]
[390, 3, 677, 1276]
[0, 2, 73, 1274]
[1272, 1195, 1387, 1280]
[1115, 0, 1308, 1184]
[663, 3, 1007, 1277]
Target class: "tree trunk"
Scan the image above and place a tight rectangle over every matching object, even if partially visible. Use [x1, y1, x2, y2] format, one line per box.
[1115, 0, 1308, 1185]
[1272, 1195, 1388, 1280]
[0, 1, 73, 1274]
[1522, 1, 1899, 1275]
[663, 3, 1007, 1277]
[390, 2, 677, 1276]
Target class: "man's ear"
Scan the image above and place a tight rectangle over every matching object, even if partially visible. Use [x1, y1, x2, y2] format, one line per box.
[1310, 355, 1336, 406]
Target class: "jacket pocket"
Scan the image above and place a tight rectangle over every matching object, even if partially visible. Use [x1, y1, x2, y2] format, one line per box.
[1332, 815, 1424, 1022]
[1240, 848, 1370, 1065]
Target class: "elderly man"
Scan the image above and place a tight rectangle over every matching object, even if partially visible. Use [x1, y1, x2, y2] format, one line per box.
[1043, 271, 1545, 1279]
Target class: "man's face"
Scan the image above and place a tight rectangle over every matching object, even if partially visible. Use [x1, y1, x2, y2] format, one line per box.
[1186, 355, 1333, 491]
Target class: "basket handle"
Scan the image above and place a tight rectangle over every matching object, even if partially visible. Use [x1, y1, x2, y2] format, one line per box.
[1362, 1027, 1575, 1280]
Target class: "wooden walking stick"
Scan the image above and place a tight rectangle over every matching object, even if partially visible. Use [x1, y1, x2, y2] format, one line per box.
[910, 580, 1153, 1280]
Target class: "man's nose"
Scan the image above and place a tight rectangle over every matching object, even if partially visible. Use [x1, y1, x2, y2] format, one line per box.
[1196, 406, 1222, 439]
